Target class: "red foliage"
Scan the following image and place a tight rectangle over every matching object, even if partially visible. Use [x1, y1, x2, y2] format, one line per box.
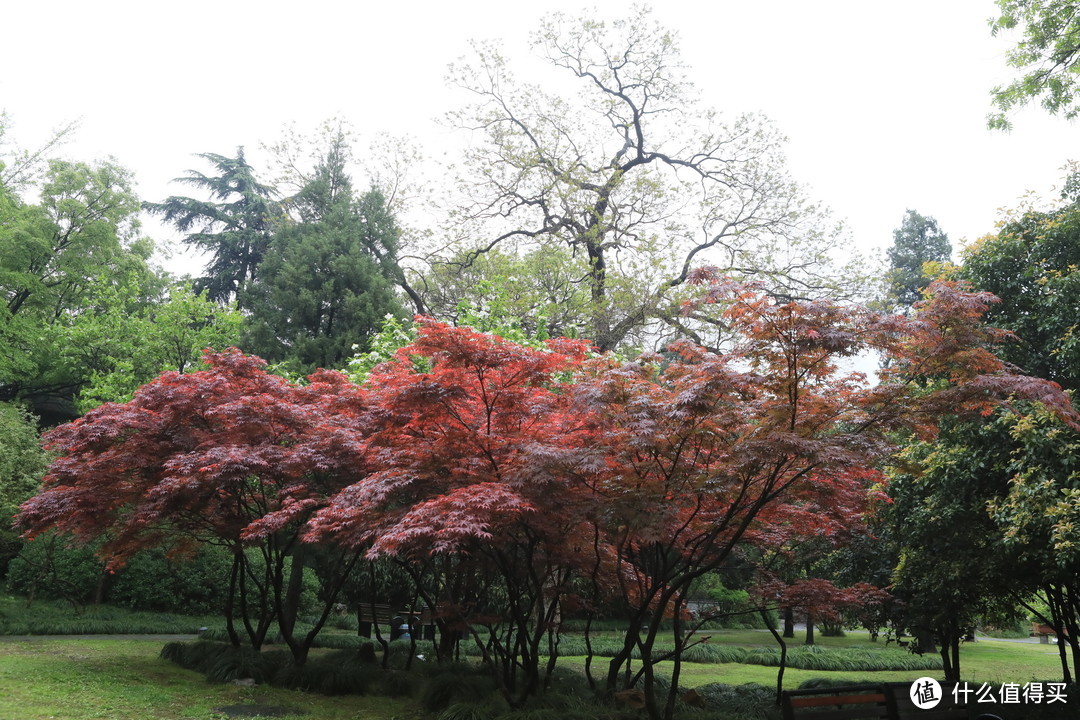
[755, 577, 891, 626]
[15, 278, 1077, 691]
[18, 349, 367, 566]
[304, 319, 605, 590]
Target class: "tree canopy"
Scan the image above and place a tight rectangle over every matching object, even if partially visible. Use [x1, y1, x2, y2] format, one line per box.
[241, 135, 406, 372]
[19, 280, 1074, 716]
[885, 210, 951, 310]
[960, 186, 1080, 389]
[143, 149, 279, 307]
[434, 8, 859, 353]
[990, 0, 1080, 128]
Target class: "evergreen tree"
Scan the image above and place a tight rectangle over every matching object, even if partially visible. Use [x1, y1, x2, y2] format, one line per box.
[885, 210, 951, 309]
[242, 137, 405, 372]
[144, 149, 279, 307]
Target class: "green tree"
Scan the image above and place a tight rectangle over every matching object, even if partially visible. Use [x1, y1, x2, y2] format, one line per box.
[0, 402, 49, 579]
[884, 419, 1027, 683]
[420, 245, 591, 342]
[144, 149, 279, 307]
[64, 282, 242, 412]
[0, 157, 159, 420]
[241, 136, 405, 372]
[880, 185, 1080, 684]
[960, 184, 1080, 388]
[885, 210, 952, 310]
[986, 406, 1080, 680]
[990, 0, 1080, 128]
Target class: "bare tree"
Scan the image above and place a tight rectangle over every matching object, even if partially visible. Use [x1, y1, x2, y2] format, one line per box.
[435, 8, 860, 352]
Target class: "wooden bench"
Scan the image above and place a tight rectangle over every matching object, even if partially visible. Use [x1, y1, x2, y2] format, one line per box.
[355, 604, 436, 641]
[356, 604, 434, 625]
[781, 684, 895, 720]
[1033, 622, 1068, 643]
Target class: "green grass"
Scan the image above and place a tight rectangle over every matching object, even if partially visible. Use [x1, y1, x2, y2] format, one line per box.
[0, 602, 1070, 720]
[560, 628, 1068, 690]
[0, 636, 423, 720]
[0, 596, 221, 635]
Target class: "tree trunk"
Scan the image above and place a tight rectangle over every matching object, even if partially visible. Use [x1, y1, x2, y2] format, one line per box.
[278, 544, 310, 664]
[224, 551, 242, 647]
[915, 628, 937, 655]
[762, 608, 788, 706]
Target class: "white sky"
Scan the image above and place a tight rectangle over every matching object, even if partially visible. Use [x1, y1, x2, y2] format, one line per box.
[1, 0, 1075, 276]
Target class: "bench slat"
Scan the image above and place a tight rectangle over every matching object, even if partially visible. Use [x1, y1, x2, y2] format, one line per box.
[790, 693, 887, 708]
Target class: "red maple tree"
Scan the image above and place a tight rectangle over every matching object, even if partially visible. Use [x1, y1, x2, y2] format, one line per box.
[16, 278, 1076, 716]
[18, 349, 368, 663]
[306, 320, 602, 702]
[568, 277, 1075, 719]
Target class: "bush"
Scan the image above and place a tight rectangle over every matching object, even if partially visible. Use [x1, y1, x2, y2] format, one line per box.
[421, 668, 495, 712]
[272, 650, 377, 695]
[439, 702, 498, 720]
[204, 646, 278, 684]
[107, 546, 231, 614]
[7, 537, 231, 615]
[378, 669, 416, 698]
[734, 644, 940, 672]
[690, 683, 776, 719]
[160, 640, 284, 683]
[797, 677, 876, 690]
[0, 403, 49, 581]
[682, 643, 748, 664]
[0, 596, 217, 634]
[6, 535, 104, 605]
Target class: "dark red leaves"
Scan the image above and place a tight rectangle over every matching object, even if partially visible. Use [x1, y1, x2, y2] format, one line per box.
[17, 348, 367, 563]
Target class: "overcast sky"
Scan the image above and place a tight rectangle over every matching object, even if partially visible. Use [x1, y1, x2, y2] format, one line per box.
[2, 0, 1076, 275]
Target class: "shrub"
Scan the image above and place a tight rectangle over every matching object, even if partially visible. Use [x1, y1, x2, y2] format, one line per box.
[6, 534, 104, 606]
[7, 538, 231, 615]
[272, 650, 377, 695]
[739, 645, 942, 672]
[439, 702, 498, 720]
[107, 546, 231, 614]
[205, 646, 278, 684]
[691, 683, 776, 719]
[421, 669, 495, 712]
[377, 669, 416, 698]
[797, 677, 877, 690]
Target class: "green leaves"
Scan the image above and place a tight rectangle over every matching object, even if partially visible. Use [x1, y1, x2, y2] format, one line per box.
[66, 283, 242, 412]
[0, 402, 49, 574]
[960, 190, 1080, 389]
[0, 155, 161, 416]
[990, 0, 1080, 128]
[885, 210, 951, 310]
[144, 149, 279, 307]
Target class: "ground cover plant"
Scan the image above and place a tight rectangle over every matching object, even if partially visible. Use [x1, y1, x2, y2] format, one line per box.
[0, 596, 221, 635]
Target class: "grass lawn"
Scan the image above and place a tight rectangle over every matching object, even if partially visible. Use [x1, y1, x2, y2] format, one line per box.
[558, 627, 1066, 687]
[0, 636, 422, 720]
[0, 623, 1068, 719]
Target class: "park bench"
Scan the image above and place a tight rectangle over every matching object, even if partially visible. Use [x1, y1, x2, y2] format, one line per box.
[781, 684, 896, 720]
[781, 682, 1003, 720]
[355, 603, 436, 640]
[1032, 622, 1067, 643]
